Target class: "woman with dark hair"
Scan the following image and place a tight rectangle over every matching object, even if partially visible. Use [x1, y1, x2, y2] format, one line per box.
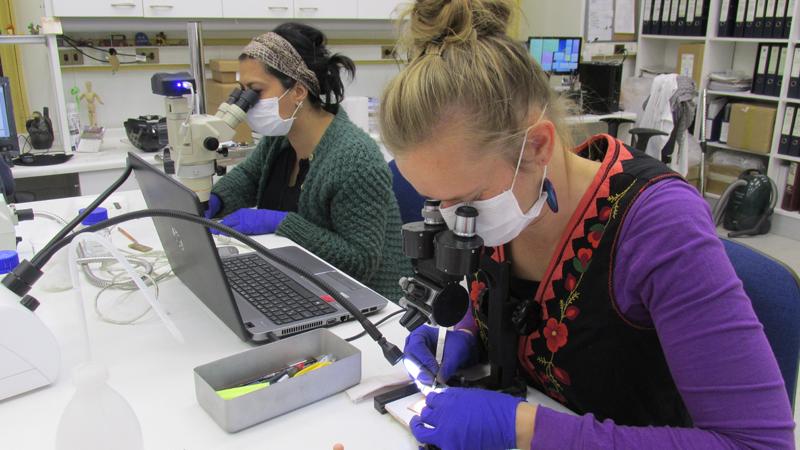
[207, 23, 410, 301]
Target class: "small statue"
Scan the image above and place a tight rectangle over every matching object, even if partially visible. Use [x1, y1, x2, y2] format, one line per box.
[27, 23, 40, 35]
[5, 25, 14, 35]
[154, 32, 167, 46]
[107, 48, 120, 74]
[79, 81, 104, 128]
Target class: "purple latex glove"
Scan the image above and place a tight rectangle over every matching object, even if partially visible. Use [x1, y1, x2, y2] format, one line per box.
[410, 388, 523, 450]
[211, 208, 288, 235]
[403, 325, 478, 386]
[204, 193, 223, 219]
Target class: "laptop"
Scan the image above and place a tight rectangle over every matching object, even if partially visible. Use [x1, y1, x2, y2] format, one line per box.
[128, 152, 388, 343]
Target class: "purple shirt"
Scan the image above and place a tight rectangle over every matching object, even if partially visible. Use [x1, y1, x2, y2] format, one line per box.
[531, 179, 795, 449]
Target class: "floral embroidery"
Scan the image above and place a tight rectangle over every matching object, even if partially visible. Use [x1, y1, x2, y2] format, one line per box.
[572, 248, 593, 273]
[564, 273, 577, 292]
[543, 318, 568, 353]
[553, 366, 572, 386]
[565, 305, 580, 320]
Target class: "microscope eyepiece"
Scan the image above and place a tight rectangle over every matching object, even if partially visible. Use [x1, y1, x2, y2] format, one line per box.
[422, 199, 444, 226]
[225, 87, 243, 105]
[236, 89, 261, 113]
[452, 206, 478, 238]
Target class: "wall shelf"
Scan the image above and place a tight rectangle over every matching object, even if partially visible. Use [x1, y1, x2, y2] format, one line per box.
[706, 142, 771, 157]
[774, 154, 800, 163]
[706, 90, 780, 102]
[640, 34, 706, 41]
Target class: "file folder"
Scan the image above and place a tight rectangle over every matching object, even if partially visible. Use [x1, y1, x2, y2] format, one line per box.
[677, 0, 688, 33]
[776, 46, 788, 96]
[694, 0, 709, 34]
[785, 0, 795, 37]
[755, 0, 766, 37]
[719, 0, 738, 36]
[774, 0, 788, 36]
[790, 113, 800, 155]
[765, 0, 778, 32]
[779, 106, 796, 155]
[644, 0, 654, 33]
[735, 0, 748, 35]
[670, 0, 681, 33]
[752, 44, 770, 94]
[745, 0, 757, 36]
[789, 47, 800, 98]
[766, 45, 781, 96]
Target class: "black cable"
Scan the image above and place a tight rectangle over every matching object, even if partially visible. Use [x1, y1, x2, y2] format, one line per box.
[345, 309, 405, 342]
[61, 37, 140, 65]
[30, 166, 133, 267]
[29, 208, 404, 365]
[62, 34, 138, 57]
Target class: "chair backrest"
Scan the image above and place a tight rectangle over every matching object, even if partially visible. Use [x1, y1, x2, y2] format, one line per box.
[722, 239, 800, 409]
[388, 159, 425, 224]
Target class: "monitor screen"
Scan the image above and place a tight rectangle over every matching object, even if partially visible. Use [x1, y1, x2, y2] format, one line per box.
[0, 85, 10, 139]
[528, 37, 582, 74]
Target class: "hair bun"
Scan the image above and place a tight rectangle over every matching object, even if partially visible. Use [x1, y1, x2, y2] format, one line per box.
[400, 0, 513, 55]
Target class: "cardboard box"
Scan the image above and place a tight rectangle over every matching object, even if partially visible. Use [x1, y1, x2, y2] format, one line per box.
[209, 59, 238, 73]
[705, 163, 745, 195]
[677, 43, 704, 87]
[212, 70, 237, 84]
[205, 79, 253, 144]
[727, 103, 777, 154]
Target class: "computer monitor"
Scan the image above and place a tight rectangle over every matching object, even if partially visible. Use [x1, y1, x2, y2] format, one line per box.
[527, 37, 582, 74]
[0, 77, 19, 159]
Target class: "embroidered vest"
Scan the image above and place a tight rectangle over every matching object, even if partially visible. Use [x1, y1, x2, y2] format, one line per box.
[469, 135, 693, 427]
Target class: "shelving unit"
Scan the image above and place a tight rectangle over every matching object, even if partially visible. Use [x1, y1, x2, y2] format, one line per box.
[636, 0, 800, 229]
[706, 141, 772, 157]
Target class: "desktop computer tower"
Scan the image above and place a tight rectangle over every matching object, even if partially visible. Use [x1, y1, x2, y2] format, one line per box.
[579, 62, 623, 115]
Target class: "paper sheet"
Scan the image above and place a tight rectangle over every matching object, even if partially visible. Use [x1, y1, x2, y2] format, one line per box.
[614, 0, 636, 34]
[587, 0, 614, 41]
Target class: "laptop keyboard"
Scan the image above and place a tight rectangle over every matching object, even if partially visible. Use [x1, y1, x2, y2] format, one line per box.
[222, 253, 338, 325]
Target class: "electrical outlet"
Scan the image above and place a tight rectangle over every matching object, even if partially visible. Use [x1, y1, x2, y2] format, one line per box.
[381, 45, 396, 60]
[58, 49, 83, 66]
[135, 47, 159, 64]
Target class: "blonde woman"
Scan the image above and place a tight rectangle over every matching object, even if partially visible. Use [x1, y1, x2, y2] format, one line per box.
[388, 1, 795, 449]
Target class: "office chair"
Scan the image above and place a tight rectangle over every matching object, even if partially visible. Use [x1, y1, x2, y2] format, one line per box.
[600, 117, 636, 140]
[722, 239, 800, 410]
[388, 159, 425, 224]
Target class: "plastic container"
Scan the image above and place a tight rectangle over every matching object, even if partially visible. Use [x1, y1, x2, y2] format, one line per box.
[55, 362, 143, 450]
[0, 250, 19, 274]
[194, 328, 361, 432]
[77, 207, 111, 258]
[67, 102, 81, 152]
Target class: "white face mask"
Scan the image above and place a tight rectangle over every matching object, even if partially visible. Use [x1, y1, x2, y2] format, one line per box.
[440, 109, 550, 247]
[246, 89, 302, 136]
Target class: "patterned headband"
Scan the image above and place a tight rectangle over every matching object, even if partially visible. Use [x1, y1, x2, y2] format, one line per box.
[242, 32, 321, 97]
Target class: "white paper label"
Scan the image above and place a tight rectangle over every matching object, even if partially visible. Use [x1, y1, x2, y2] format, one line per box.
[758, 46, 770, 73]
[688, 0, 697, 20]
[777, 0, 788, 19]
[672, 0, 680, 20]
[695, 0, 704, 14]
[757, 0, 766, 19]
[681, 54, 695, 77]
[644, 0, 653, 20]
[720, 123, 730, 142]
[768, 0, 778, 18]
[792, 114, 800, 137]
[721, 0, 731, 21]
[788, 0, 795, 18]
[783, 107, 795, 135]
[748, 0, 758, 21]
[791, 48, 800, 77]
[737, 0, 748, 21]
[769, 48, 781, 73]
[663, 0, 673, 20]
[778, 47, 788, 76]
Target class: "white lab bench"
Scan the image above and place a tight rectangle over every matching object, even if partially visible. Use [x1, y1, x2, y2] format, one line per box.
[0, 189, 571, 449]
[10, 128, 158, 196]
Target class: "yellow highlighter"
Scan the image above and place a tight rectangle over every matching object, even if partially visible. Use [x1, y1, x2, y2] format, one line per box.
[293, 361, 332, 377]
[216, 382, 270, 400]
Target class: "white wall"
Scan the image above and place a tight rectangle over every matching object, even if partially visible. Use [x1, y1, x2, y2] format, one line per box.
[519, 0, 585, 38]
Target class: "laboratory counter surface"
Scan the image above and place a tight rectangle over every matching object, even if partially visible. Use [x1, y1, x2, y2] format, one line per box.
[0, 190, 571, 450]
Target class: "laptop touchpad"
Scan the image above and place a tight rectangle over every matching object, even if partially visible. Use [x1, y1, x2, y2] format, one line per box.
[318, 272, 361, 293]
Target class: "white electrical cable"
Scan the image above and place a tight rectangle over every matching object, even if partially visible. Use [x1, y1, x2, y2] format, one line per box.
[94, 271, 158, 325]
[68, 233, 184, 343]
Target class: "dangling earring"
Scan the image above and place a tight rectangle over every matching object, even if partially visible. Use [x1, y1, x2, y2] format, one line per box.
[544, 178, 558, 213]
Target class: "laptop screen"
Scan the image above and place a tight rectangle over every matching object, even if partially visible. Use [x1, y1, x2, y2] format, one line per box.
[128, 152, 250, 341]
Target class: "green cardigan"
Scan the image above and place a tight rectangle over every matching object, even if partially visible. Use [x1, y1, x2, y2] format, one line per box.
[211, 109, 411, 301]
